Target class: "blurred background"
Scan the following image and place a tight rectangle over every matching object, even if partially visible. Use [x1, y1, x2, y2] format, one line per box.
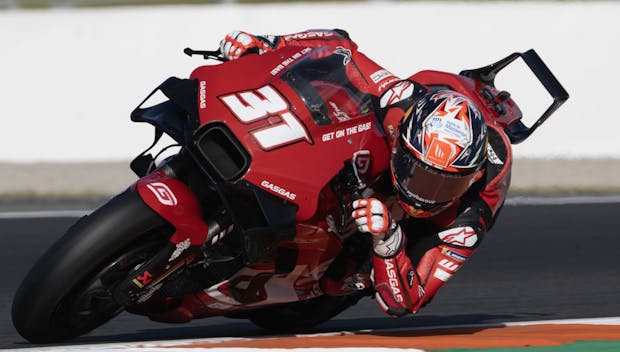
[1, 0, 619, 199]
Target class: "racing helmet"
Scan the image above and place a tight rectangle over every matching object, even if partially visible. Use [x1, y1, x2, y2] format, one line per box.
[391, 90, 487, 217]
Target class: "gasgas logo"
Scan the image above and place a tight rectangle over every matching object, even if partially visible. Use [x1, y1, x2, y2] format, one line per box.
[385, 260, 404, 302]
[199, 81, 207, 109]
[261, 180, 297, 201]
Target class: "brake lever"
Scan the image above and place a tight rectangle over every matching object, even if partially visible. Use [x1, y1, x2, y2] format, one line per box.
[183, 47, 226, 62]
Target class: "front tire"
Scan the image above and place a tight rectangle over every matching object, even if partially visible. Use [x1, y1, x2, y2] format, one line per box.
[12, 190, 169, 343]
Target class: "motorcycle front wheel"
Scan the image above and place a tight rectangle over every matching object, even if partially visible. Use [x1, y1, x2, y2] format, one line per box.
[12, 189, 170, 344]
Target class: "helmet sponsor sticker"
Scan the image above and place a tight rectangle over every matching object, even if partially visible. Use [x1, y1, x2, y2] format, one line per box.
[424, 108, 471, 146]
[438, 226, 478, 247]
[426, 138, 455, 168]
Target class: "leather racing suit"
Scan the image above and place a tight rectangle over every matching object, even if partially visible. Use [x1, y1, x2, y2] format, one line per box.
[225, 29, 513, 317]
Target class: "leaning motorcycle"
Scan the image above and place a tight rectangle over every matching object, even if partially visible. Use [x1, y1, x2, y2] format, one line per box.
[12, 44, 568, 343]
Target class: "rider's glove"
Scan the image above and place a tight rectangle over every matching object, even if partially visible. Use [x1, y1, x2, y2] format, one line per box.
[352, 198, 392, 236]
[219, 30, 276, 60]
[352, 198, 403, 257]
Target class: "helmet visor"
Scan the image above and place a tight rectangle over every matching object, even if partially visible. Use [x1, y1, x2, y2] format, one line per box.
[392, 139, 478, 205]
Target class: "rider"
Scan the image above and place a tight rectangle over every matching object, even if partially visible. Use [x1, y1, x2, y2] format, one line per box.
[219, 29, 512, 317]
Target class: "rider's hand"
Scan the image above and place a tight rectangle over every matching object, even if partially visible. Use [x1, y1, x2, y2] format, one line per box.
[219, 30, 270, 60]
[352, 198, 392, 236]
[353, 198, 404, 258]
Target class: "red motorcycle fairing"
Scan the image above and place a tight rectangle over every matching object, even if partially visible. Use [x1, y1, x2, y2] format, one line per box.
[189, 46, 391, 222]
[133, 170, 209, 245]
[130, 223, 344, 322]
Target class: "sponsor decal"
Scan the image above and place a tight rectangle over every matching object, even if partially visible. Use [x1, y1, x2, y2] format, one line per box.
[353, 150, 371, 174]
[378, 77, 401, 92]
[441, 248, 469, 262]
[199, 80, 207, 109]
[370, 69, 395, 83]
[385, 259, 404, 302]
[418, 285, 425, 298]
[379, 80, 414, 108]
[406, 269, 416, 288]
[408, 191, 438, 205]
[260, 180, 297, 200]
[438, 258, 460, 272]
[374, 225, 402, 258]
[270, 47, 312, 76]
[487, 143, 504, 165]
[321, 121, 372, 142]
[438, 226, 478, 247]
[424, 113, 470, 145]
[168, 238, 191, 262]
[428, 116, 443, 129]
[146, 182, 178, 206]
[328, 101, 351, 122]
[433, 268, 452, 282]
[132, 271, 153, 288]
[283, 31, 336, 41]
[426, 138, 454, 168]
[334, 46, 352, 65]
[445, 120, 469, 140]
[207, 302, 232, 310]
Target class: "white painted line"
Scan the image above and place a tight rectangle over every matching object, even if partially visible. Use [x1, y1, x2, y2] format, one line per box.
[504, 316, 620, 326]
[9, 316, 620, 352]
[505, 195, 620, 206]
[5, 347, 421, 352]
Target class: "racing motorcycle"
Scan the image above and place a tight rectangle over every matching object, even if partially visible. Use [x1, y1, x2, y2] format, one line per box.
[12, 44, 568, 343]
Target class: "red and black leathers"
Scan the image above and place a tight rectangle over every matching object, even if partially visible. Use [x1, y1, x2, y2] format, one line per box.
[237, 29, 513, 316]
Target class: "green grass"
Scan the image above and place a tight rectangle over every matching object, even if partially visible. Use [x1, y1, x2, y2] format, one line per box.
[432, 340, 620, 352]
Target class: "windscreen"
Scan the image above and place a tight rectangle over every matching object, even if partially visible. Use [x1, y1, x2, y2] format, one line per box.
[281, 49, 373, 126]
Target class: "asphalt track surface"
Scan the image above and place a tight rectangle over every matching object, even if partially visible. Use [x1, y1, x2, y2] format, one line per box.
[1, 200, 619, 349]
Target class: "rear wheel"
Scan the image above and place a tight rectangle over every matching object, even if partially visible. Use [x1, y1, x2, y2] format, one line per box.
[12, 190, 170, 343]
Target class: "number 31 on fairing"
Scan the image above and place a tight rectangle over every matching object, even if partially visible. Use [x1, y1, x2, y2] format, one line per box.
[220, 85, 312, 150]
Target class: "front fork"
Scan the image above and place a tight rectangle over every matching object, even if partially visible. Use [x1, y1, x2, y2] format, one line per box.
[113, 158, 230, 305]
